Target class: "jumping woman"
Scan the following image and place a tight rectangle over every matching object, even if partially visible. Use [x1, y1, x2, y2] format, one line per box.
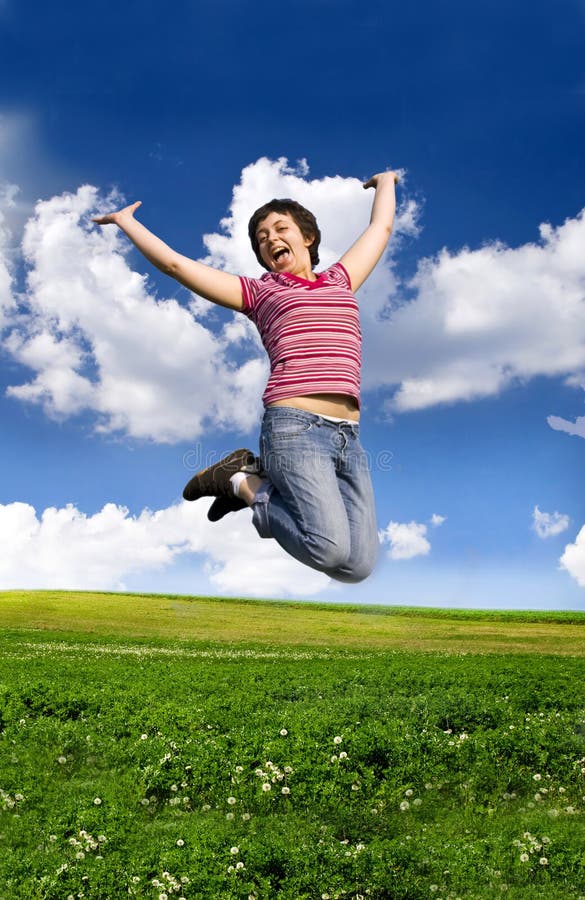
[93, 170, 398, 583]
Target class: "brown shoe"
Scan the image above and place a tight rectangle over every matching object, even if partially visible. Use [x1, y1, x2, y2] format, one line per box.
[207, 495, 248, 521]
[182, 449, 259, 502]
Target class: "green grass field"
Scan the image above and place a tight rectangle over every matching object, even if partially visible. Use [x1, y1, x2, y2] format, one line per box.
[1, 591, 584, 898]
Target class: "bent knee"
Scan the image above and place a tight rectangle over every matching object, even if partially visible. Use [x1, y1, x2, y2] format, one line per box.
[303, 532, 351, 573]
[329, 547, 378, 584]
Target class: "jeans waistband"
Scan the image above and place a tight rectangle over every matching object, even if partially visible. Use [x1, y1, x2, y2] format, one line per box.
[263, 406, 360, 435]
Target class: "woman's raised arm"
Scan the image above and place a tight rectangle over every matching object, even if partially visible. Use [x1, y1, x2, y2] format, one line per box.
[338, 171, 399, 293]
[92, 202, 243, 310]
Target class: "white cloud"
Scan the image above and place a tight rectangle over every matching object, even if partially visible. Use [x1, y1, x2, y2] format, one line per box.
[200, 158, 585, 413]
[370, 211, 585, 411]
[0, 499, 329, 597]
[2, 156, 585, 443]
[430, 513, 446, 527]
[547, 383, 585, 440]
[1, 184, 267, 441]
[532, 505, 570, 539]
[379, 520, 431, 560]
[559, 525, 585, 587]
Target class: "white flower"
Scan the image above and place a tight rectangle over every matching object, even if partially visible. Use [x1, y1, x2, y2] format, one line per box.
[226, 812, 235, 820]
[236, 861, 245, 870]
[280, 729, 288, 736]
[281, 786, 290, 795]
[400, 800, 410, 811]
[430, 886, 439, 893]
[533, 773, 542, 781]
[227, 796, 237, 805]
[93, 797, 102, 806]
[140, 798, 149, 806]
[333, 736, 343, 744]
[176, 839, 184, 847]
[57, 756, 67, 765]
[331, 755, 338, 763]
[351, 783, 359, 791]
[405, 789, 413, 797]
[140, 734, 148, 740]
[131, 876, 140, 883]
[75, 851, 85, 860]
[202, 803, 211, 810]
[262, 783, 271, 792]
[235, 766, 244, 774]
[413, 798, 423, 807]
[520, 853, 529, 862]
[242, 812, 251, 821]
[540, 857, 548, 865]
[230, 846, 239, 855]
[14, 793, 24, 802]
[284, 766, 293, 774]
[339, 751, 348, 759]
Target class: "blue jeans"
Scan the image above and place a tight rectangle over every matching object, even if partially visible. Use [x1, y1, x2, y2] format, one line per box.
[251, 407, 378, 583]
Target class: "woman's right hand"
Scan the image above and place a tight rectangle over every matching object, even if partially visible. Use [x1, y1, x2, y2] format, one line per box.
[92, 200, 142, 226]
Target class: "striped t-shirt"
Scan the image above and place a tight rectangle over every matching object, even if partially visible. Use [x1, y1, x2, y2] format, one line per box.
[239, 262, 361, 409]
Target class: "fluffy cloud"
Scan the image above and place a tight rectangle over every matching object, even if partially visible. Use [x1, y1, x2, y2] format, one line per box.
[380, 521, 429, 561]
[559, 525, 585, 587]
[0, 185, 267, 441]
[0, 499, 329, 596]
[532, 505, 570, 539]
[371, 211, 585, 411]
[2, 156, 584, 443]
[202, 158, 585, 412]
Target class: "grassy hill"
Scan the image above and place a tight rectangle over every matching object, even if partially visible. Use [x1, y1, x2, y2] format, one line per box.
[0, 589, 584, 654]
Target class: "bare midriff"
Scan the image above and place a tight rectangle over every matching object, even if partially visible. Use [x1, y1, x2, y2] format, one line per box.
[267, 393, 359, 421]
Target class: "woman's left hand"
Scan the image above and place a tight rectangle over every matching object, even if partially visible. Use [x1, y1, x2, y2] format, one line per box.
[363, 171, 399, 189]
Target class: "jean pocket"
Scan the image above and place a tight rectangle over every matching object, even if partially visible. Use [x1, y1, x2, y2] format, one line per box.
[268, 417, 314, 440]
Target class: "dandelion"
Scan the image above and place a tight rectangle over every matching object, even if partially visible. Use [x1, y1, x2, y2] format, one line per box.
[262, 783, 271, 792]
[281, 786, 290, 795]
[339, 751, 347, 759]
[242, 812, 251, 821]
[140, 733, 148, 740]
[170, 784, 178, 792]
[540, 857, 548, 865]
[176, 839, 184, 847]
[230, 846, 239, 855]
[405, 789, 413, 797]
[331, 755, 338, 763]
[520, 853, 529, 862]
[202, 803, 211, 811]
[533, 773, 542, 781]
[235, 765, 244, 773]
[49, 834, 57, 842]
[159, 894, 168, 900]
[236, 861, 245, 870]
[75, 851, 85, 860]
[430, 886, 439, 893]
[140, 798, 149, 806]
[413, 798, 423, 807]
[93, 797, 102, 805]
[132, 876, 140, 883]
[280, 729, 288, 736]
[226, 812, 235, 820]
[333, 736, 343, 744]
[284, 766, 293, 774]
[400, 800, 410, 811]
[98, 835, 107, 843]
[227, 796, 237, 805]
[535, 793, 542, 801]
[351, 783, 359, 791]
[57, 756, 67, 765]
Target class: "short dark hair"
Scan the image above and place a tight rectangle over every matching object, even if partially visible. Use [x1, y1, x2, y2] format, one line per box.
[248, 199, 321, 271]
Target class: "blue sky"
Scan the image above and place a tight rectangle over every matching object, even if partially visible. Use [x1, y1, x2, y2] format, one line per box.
[0, 0, 584, 607]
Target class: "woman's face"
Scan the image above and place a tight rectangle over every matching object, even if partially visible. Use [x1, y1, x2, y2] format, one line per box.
[256, 211, 314, 273]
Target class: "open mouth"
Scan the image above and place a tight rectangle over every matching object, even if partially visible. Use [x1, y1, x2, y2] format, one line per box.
[272, 247, 290, 263]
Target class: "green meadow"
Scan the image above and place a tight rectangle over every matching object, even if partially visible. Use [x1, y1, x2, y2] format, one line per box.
[1, 591, 584, 898]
